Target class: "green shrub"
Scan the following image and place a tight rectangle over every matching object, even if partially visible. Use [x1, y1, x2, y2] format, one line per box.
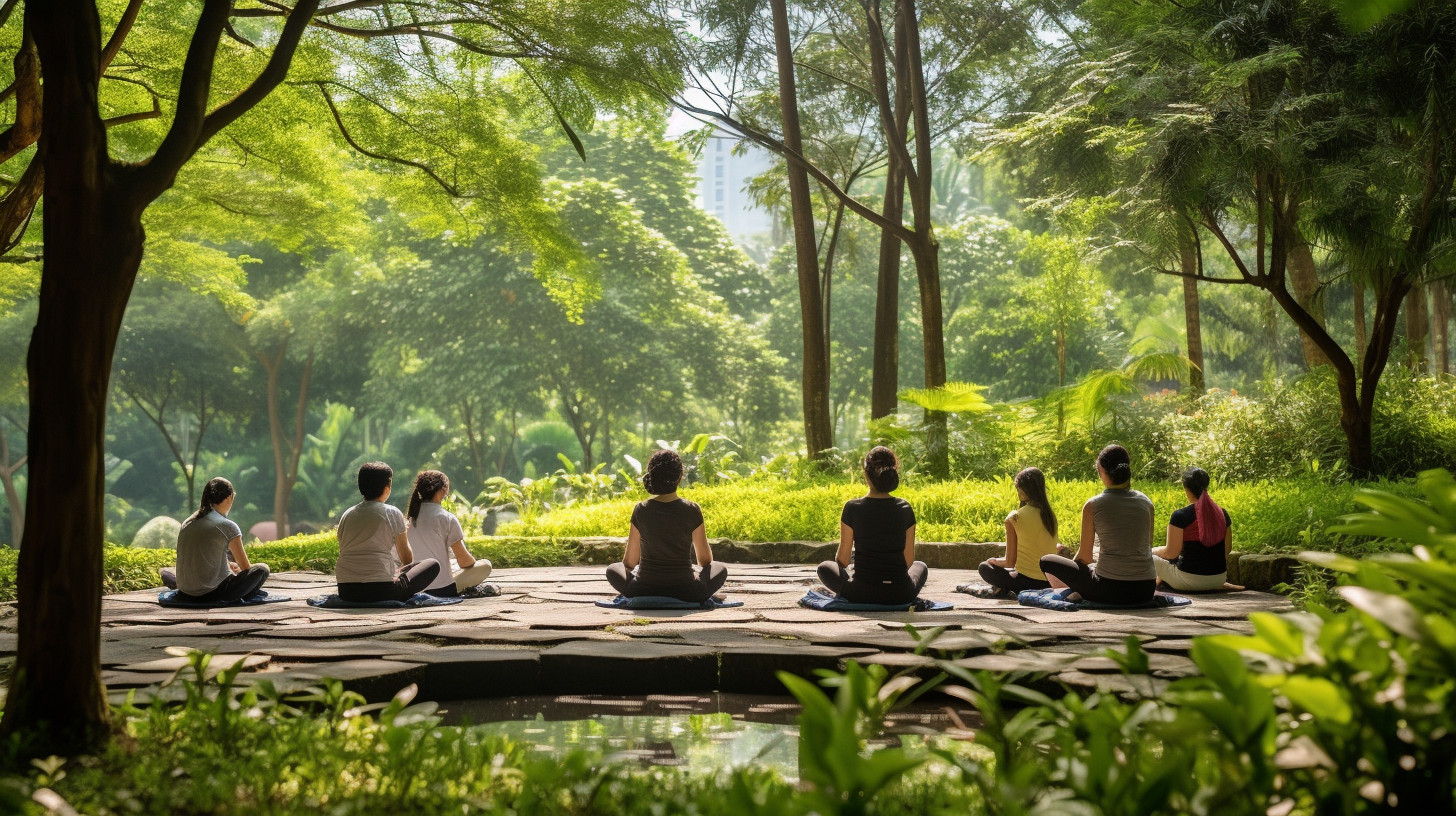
[501, 475, 1423, 553]
[129, 516, 181, 549]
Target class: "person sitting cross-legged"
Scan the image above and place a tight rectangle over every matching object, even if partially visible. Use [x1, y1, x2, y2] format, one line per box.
[605, 449, 728, 603]
[406, 469, 494, 598]
[976, 467, 1058, 596]
[335, 461, 440, 603]
[1038, 444, 1158, 606]
[816, 446, 929, 605]
[169, 477, 270, 603]
[1153, 467, 1236, 592]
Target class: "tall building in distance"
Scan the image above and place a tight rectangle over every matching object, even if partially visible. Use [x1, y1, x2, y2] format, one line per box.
[696, 132, 776, 245]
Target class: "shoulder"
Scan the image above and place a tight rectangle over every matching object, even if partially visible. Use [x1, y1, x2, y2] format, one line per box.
[1005, 507, 1019, 523]
[1132, 490, 1155, 509]
[1169, 504, 1196, 527]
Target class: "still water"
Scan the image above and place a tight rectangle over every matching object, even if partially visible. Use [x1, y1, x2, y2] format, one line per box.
[441, 693, 981, 777]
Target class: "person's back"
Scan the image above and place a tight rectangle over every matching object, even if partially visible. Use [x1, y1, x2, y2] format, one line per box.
[1011, 507, 1057, 578]
[337, 500, 406, 585]
[841, 496, 916, 580]
[176, 509, 241, 596]
[632, 497, 703, 579]
[1086, 487, 1156, 581]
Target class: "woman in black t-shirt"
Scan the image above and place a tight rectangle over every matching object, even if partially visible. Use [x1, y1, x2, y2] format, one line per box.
[605, 449, 728, 603]
[1152, 467, 1236, 592]
[817, 446, 928, 605]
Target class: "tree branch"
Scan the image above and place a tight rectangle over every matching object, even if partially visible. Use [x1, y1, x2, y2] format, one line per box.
[100, 0, 145, 74]
[315, 83, 465, 197]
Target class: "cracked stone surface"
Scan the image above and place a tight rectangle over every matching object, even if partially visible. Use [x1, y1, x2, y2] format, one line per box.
[0, 566, 1293, 706]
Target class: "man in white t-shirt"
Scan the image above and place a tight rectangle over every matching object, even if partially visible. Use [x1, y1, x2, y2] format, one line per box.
[335, 461, 440, 602]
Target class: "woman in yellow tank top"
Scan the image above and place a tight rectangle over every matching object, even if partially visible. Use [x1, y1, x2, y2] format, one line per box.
[970, 467, 1060, 597]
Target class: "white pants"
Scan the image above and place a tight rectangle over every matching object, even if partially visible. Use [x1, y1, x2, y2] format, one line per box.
[453, 560, 493, 592]
[1153, 556, 1226, 592]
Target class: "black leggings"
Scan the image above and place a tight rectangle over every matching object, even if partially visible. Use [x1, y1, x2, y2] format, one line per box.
[338, 560, 441, 603]
[1038, 555, 1156, 606]
[977, 561, 1051, 594]
[817, 561, 929, 605]
[178, 565, 271, 604]
[605, 562, 728, 603]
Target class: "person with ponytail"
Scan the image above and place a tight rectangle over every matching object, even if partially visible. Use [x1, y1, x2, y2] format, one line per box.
[605, 449, 728, 602]
[1038, 444, 1157, 605]
[1152, 467, 1235, 592]
[171, 477, 270, 603]
[817, 446, 928, 605]
[975, 467, 1058, 596]
[335, 461, 441, 603]
[406, 470, 495, 598]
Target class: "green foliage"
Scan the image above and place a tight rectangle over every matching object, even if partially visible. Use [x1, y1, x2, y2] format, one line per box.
[501, 474, 1422, 554]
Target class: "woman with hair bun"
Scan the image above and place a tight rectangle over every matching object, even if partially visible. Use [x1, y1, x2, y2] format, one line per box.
[1153, 467, 1234, 592]
[1038, 444, 1157, 605]
[171, 477, 270, 603]
[605, 449, 728, 602]
[817, 446, 928, 605]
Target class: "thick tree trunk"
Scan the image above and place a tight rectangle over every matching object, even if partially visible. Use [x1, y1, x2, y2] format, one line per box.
[1288, 237, 1328, 368]
[871, 163, 904, 419]
[1434, 279, 1451, 375]
[1, 0, 117, 750]
[1180, 232, 1205, 393]
[770, 0, 832, 460]
[1405, 282, 1430, 372]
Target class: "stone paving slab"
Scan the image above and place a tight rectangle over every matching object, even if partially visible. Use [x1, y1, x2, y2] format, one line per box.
[26, 565, 1296, 705]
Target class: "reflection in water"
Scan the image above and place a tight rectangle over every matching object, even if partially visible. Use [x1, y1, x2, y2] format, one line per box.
[444, 693, 982, 778]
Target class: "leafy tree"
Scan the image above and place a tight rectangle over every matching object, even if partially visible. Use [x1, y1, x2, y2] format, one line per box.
[3, 0, 681, 752]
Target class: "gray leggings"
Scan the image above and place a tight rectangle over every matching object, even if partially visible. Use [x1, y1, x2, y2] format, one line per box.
[605, 562, 728, 603]
[817, 560, 928, 605]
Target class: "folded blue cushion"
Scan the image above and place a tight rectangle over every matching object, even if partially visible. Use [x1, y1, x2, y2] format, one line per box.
[594, 595, 745, 609]
[306, 593, 463, 609]
[798, 589, 952, 612]
[1017, 587, 1192, 612]
[157, 590, 291, 608]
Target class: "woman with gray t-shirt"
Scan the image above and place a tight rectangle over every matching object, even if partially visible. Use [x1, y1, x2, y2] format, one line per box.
[1038, 444, 1157, 605]
[172, 477, 270, 603]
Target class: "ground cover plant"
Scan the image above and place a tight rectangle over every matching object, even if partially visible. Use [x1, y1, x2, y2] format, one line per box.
[499, 476, 1424, 555]
[1, 471, 1451, 812]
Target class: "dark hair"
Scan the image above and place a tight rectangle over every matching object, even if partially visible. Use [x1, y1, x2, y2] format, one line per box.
[408, 469, 449, 525]
[1097, 444, 1132, 484]
[642, 450, 684, 495]
[1181, 467, 1210, 498]
[863, 446, 900, 493]
[358, 461, 393, 500]
[1014, 467, 1057, 537]
[185, 477, 234, 525]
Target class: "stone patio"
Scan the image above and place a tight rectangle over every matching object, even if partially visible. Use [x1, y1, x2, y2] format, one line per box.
[16, 566, 1294, 706]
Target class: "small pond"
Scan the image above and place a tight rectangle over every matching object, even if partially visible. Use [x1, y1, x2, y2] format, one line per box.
[441, 693, 982, 777]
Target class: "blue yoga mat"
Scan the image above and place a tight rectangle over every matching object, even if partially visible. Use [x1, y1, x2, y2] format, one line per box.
[306, 593, 463, 609]
[1017, 587, 1192, 612]
[594, 595, 745, 610]
[798, 589, 953, 612]
[157, 590, 292, 608]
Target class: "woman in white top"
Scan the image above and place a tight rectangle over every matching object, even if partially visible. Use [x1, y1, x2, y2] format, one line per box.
[407, 470, 493, 597]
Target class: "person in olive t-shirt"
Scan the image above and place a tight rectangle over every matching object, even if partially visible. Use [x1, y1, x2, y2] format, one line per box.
[605, 449, 728, 602]
[817, 446, 928, 605]
[172, 477, 270, 603]
[1038, 444, 1157, 605]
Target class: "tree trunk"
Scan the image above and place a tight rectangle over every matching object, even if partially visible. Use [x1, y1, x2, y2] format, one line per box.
[1434, 279, 1451, 375]
[1288, 237, 1328, 368]
[1406, 282, 1430, 372]
[900, 0, 949, 478]
[1180, 231, 1205, 393]
[870, 19, 911, 421]
[262, 345, 311, 540]
[2, 0, 117, 750]
[1354, 279, 1368, 369]
[770, 0, 832, 460]
[1, 427, 24, 548]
